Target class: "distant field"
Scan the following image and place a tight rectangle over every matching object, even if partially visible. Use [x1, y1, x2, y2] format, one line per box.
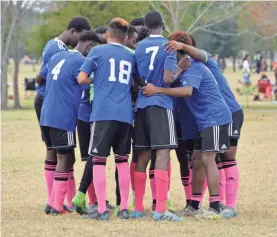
[2, 63, 277, 237]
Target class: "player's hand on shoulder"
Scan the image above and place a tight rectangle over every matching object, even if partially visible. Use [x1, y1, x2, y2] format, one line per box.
[142, 83, 159, 96]
[178, 57, 191, 71]
[164, 40, 184, 53]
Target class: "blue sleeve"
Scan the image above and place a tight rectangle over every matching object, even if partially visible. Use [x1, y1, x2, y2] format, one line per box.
[79, 48, 98, 75]
[40, 64, 48, 79]
[164, 51, 177, 72]
[180, 68, 202, 89]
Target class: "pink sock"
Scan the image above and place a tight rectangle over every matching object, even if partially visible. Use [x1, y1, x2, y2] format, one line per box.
[150, 176, 156, 201]
[224, 161, 239, 209]
[130, 162, 136, 192]
[217, 163, 226, 205]
[154, 169, 168, 214]
[87, 182, 97, 205]
[93, 156, 107, 214]
[201, 178, 208, 204]
[134, 171, 147, 212]
[66, 168, 76, 209]
[115, 155, 130, 211]
[48, 181, 55, 207]
[44, 160, 57, 203]
[167, 163, 171, 198]
[53, 172, 68, 212]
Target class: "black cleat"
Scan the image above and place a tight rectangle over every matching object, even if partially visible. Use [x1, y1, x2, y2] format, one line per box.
[44, 204, 52, 214]
[118, 209, 130, 220]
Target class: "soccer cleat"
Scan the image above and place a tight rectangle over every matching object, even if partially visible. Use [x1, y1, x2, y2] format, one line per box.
[72, 191, 87, 215]
[87, 203, 98, 214]
[44, 204, 52, 214]
[166, 199, 176, 212]
[84, 210, 109, 221]
[178, 205, 202, 217]
[131, 210, 145, 219]
[195, 208, 222, 220]
[153, 210, 184, 221]
[113, 205, 120, 217]
[221, 207, 238, 219]
[117, 209, 130, 220]
[50, 208, 71, 216]
[106, 201, 115, 210]
[67, 206, 77, 213]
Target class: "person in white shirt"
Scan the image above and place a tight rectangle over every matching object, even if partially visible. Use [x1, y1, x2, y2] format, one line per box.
[242, 55, 251, 85]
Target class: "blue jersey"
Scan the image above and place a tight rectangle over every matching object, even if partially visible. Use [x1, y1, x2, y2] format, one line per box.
[40, 50, 85, 131]
[179, 60, 232, 131]
[175, 97, 198, 140]
[78, 85, 91, 123]
[37, 38, 67, 97]
[80, 43, 137, 125]
[135, 35, 177, 110]
[202, 51, 241, 113]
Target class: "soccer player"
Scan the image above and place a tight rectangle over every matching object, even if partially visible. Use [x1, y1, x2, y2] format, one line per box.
[95, 26, 108, 44]
[78, 18, 137, 220]
[142, 32, 233, 220]
[126, 25, 138, 49]
[165, 33, 243, 217]
[40, 31, 100, 215]
[132, 11, 185, 221]
[130, 17, 144, 33]
[34, 17, 91, 213]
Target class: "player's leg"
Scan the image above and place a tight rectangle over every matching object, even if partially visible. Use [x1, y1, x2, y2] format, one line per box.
[73, 119, 93, 214]
[66, 150, 76, 211]
[221, 110, 244, 217]
[132, 108, 151, 218]
[149, 151, 156, 210]
[85, 121, 115, 220]
[113, 122, 132, 219]
[41, 126, 57, 214]
[113, 168, 121, 216]
[148, 106, 182, 221]
[49, 128, 76, 215]
[130, 145, 138, 208]
[216, 154, 226, 206]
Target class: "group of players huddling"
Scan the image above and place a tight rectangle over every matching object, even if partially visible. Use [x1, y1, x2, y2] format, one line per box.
[34, 11, 243, 221]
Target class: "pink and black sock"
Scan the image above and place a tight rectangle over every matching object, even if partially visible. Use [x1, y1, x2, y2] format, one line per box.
[190, 193, 202, 210]
[149, 158, 156, 206]
[52, 171, 69, 212]
[217, 161, 226, 205]
[209, 195, 220, 212]
[115, 155, 130, 211]
[87, 182, 97, 205]
[66, 168, 76, 209]
[222, 160, 239, 209]
[92, 156, 107, 214]
[44, 160, 57, 205]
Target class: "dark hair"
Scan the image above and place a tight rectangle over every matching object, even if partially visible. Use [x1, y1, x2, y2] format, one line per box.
[168, 31, 192, 46]
[144, 11, 163, 29]
[128, 25, 137, 37]
[95, 26, 108, 34]
[130, 17, 144, 26]
[243, 54, 249, 61]
[108, 18, 129, 41]
[78, 30, 101, 44]
[67, 16, 91, 32]
[190, 34, 196, 47]
[138, 26, 149, 42]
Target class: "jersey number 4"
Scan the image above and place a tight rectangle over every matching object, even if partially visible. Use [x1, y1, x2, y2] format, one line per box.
[108, 58, 132, 85]
[146, 46, 159, 70]
[51, 59, 66, 80]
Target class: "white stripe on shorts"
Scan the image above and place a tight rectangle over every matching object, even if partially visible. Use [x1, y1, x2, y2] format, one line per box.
[167, 109, 177, 145]
[88, 122, 96, 154]
[213, 126, 220, 151]
[67, 131, 74, 146]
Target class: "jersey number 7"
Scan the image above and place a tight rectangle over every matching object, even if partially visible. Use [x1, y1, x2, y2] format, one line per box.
[51, 59, 66, 80]
[108, 58, 132, 85]
[146, 46, 159, 71]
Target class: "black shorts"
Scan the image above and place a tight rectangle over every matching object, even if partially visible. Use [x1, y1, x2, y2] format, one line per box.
[228, 109, 244, 139]
[175, 121, 182, 140]
[34, 93, 44, 141]
[194, 124, 230, 152]
[77, 119, 90, 161]
[89, 121, 132, 157]
[134, 106, 178, 150]
[41, 126, 76, 151]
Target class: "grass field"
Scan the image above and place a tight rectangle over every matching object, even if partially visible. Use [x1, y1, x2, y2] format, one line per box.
[2, 64, 277, 237]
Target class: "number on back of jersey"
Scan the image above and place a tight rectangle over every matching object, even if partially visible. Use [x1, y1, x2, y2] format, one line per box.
[51, 59, 66, 80]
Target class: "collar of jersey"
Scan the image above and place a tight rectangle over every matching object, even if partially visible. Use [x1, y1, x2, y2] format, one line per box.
[54, 37, 67, 48]
[68, 49, 81, 54]
[108, 42, 125, 47]
[149, 34, 164, 38]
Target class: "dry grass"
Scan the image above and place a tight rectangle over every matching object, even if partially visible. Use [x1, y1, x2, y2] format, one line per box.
[1, 64, 277, 237]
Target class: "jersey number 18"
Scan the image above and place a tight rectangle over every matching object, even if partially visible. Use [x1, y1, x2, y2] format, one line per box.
[109, 58, 132, 85]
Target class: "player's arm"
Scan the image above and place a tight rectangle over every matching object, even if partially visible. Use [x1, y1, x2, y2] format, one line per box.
[36, 63, 49, 84]
[142, 83, 193, 97]
[164, 41, 208, 63]
[78, 51, 97, 84]
[77, 72, 93, 84]
[35, 74, 45, 85]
